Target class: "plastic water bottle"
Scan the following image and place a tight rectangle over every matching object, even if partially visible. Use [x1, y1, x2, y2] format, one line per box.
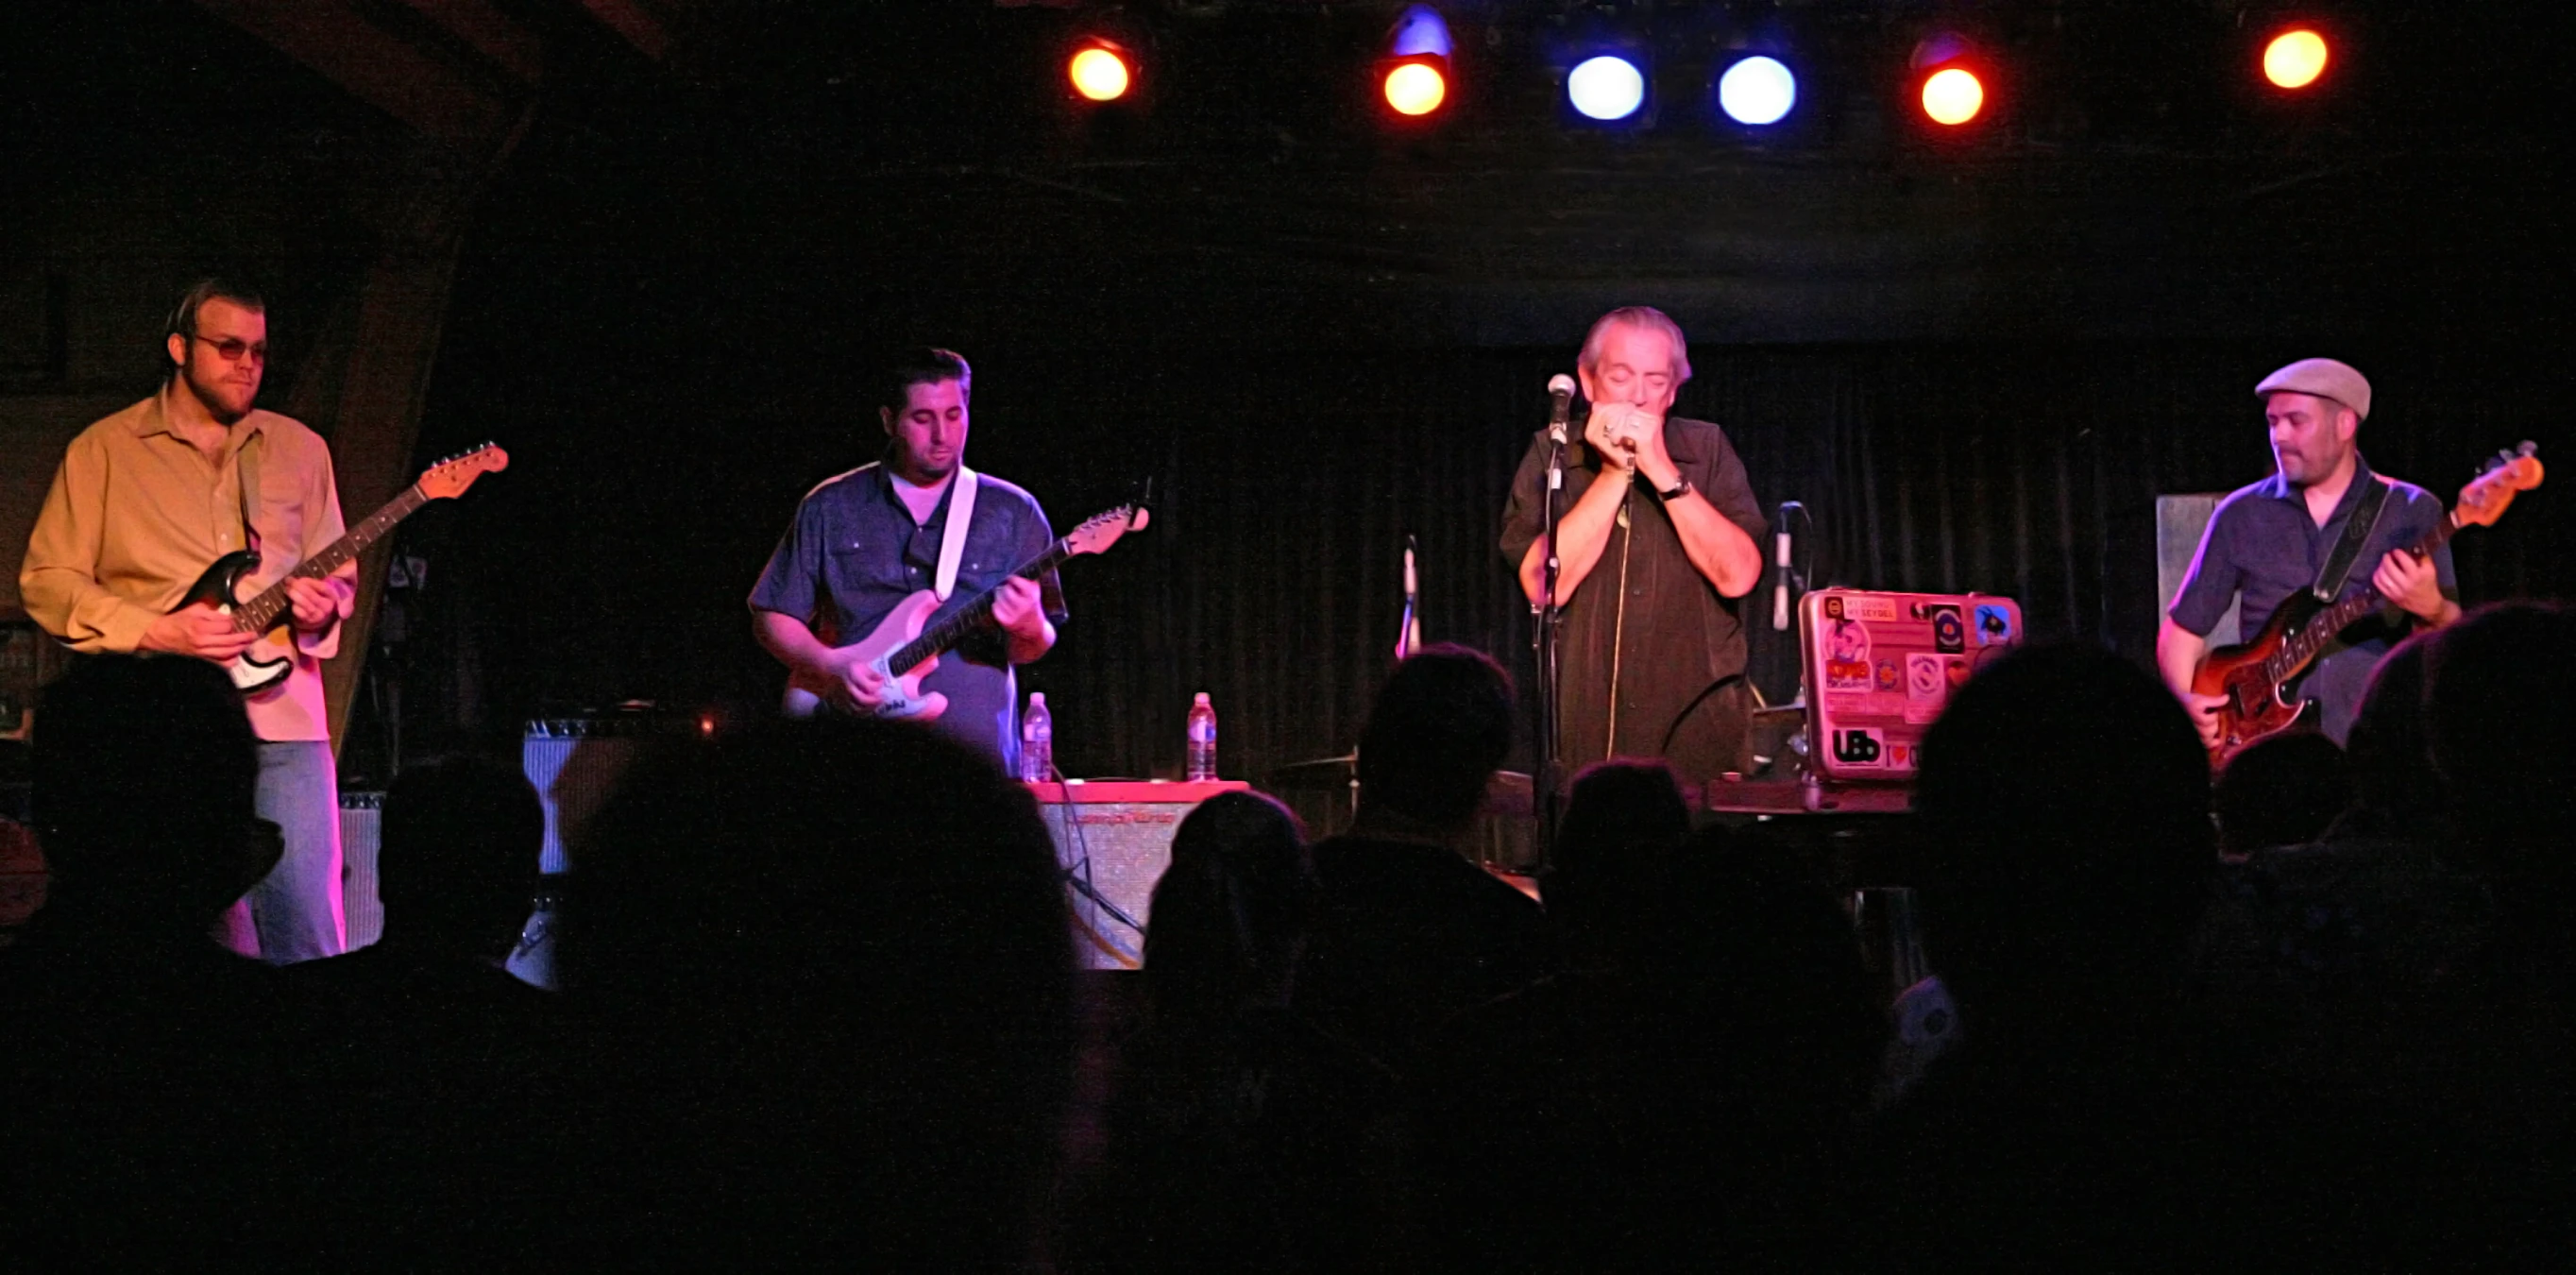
[1186, 692, 1217, 781]
[1020, 692, 1053, 783]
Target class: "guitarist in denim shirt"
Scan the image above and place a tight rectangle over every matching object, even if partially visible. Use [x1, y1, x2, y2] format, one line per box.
[750, 348, 1063, 771]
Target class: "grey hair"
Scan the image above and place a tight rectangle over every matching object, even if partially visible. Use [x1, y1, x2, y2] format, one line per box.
[1578, 306, 1692, 384]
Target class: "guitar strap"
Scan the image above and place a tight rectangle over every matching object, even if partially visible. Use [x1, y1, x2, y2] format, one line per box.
[234, 431, 263, 557]
[2311, 476, 2390, 602]
[934, 467, 979, 602]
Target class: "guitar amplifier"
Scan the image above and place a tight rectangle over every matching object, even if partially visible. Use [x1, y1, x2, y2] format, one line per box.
[1027, 779, 1248, 971]
[522, 717, 681, 875]
[339, 790, 383, 950]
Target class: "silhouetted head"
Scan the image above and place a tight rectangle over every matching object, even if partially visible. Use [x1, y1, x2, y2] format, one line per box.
[1914, 643, 2212, 1025]
[1355, 644, 1515, 829]
[28, 655, 270, 934]
[2213, 732, 2347, 856]
[2423, 602, 2576, 872]
[1545, 759, 1691, 954]
[563, 718, 1074, 1263]
[2341, 632, 2441, 827]
[1144, 790, 1312, 1024]
[378, 754, 543, 962]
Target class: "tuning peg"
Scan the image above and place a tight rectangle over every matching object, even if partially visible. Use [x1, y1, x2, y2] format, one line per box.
[2518, 440, 2538, 457]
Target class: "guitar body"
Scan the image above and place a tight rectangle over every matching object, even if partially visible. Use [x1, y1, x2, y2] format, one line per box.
[2194, 592, 2325, 768]
[781, 589, 952, 722]
[177, 550, 294, 694]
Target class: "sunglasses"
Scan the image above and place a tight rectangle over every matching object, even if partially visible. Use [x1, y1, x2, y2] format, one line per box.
[192, 334, 270, 365]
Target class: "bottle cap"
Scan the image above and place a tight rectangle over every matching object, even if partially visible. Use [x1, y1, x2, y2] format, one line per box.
[1193, 692, 1211, 704]
[1029, 692, 1046, 705]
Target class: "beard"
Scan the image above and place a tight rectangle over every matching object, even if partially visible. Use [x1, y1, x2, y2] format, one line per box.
[183, 363, 258, 424]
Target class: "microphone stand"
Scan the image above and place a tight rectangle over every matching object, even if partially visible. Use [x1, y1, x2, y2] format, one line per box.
[1534, 397, 1570, 873]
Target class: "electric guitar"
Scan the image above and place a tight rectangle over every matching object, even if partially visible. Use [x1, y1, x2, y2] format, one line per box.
[2195, 443, 2542, 767]
[783, 502, 1150, 721]
[174, 444, 510, 693]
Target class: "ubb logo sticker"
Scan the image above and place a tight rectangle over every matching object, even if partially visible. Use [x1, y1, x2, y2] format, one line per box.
[1831, 727, 1885, 767]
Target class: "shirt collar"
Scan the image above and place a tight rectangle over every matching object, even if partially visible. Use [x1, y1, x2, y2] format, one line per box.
[2259, 452, 2376, 518]
[135, 382, 267, 448]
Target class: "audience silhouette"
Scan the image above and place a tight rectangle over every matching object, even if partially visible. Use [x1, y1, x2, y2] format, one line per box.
[10, 612, 2573, 1270]
[555, 717, 1076, 1266]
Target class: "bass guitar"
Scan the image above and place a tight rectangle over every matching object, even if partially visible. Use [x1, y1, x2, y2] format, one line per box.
[176, 444, 509, 693]
[2195, 443, 2542, 767]
[784, 501, 1149, 721]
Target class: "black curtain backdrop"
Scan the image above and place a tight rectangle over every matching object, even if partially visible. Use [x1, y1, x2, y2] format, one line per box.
[386, 337, 2569, 799]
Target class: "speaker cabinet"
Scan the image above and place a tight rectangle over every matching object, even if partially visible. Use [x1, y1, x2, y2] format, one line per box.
[2156, 494, 2242, 646]
[1028, 779, 1246, 971]
[339, 790, 383, 950]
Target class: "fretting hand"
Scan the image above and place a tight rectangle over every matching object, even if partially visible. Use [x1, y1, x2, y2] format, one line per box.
[2372, 548, 2448, 623]
[285, 577, 343, 633]
[991, 576, 1047, 644]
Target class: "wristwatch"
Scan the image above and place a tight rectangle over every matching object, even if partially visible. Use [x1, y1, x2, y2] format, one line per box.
[1655, 477, 1693, 502]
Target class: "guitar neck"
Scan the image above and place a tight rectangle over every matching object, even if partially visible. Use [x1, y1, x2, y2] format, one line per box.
[888, 537, 1075, 672]
[233, 485, 430, 632]
[2269, 511, 2459, 680]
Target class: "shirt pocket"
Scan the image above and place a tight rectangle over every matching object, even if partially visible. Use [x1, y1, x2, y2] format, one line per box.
[829, 538, 918, 596]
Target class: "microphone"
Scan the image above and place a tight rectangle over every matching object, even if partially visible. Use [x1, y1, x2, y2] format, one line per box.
[1546, 374, 1576, 445]
[1771, 501, 1804, 632]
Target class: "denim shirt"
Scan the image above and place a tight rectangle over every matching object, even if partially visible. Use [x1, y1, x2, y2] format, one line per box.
[750, 462, 1065, 769]
[2170, 455, 2454, 743]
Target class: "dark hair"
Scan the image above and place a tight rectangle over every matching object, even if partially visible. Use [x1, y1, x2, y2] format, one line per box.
[28, 655, 265, 923]
[1355, 644, 1516, 826]
[163, 277, 265, 372]
[1143, 790, 1312, 1023]
[1544, 759, 1691, 948]
[877, 347, 972, 416]
[562, 718, 1074, 1263]
[379, 754, 544, 955]
[1913, 643, 2212, 1007]
[2340, 631, 2441, 828]
[2213, 732, 2348, 856]
[2424, 602, 2576, 861]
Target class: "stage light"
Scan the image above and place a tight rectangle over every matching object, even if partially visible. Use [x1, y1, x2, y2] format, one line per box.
[1384, 62, 1447, 116]
[1717, 55, 1797, 126]
[1068, 42, 1132, 103]
[1568, 55, 1646, 122]
[2262, 29, 2329, 90]
[1379, 5, 1452, 119]
[1921, 66, 1984, 126]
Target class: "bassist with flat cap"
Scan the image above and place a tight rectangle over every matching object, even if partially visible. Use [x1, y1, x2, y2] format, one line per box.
[2158, 358, 2459, 753]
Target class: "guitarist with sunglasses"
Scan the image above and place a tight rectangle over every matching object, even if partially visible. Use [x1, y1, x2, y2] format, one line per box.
[19, 278, 358, 963]
[750, 348, 1065, 773]
[2158, 359, 2460, 754]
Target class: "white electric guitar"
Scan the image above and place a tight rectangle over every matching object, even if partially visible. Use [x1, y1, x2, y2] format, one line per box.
[783, 502, 1148, 721]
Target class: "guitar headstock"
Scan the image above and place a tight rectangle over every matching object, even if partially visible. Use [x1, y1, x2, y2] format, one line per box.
[1064, 502, 1150, 557]
[2455, 441, 2542, 529]
[417, 443, 510, 502]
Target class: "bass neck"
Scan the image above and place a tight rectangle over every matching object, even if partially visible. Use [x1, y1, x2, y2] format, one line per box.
[2267, 508, 2457, 681]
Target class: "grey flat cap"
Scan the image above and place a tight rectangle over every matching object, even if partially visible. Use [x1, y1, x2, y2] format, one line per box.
[2256, 358, 2371, 420]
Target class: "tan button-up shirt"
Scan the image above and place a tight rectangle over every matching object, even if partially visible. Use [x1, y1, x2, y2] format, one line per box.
[19, 386, 355, 742]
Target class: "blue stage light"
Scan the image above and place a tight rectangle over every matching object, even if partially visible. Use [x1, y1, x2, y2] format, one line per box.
[1717, 55, 1796, 126]
[1389, 5, 1452, 60]
[1568, 55, 1646, 121]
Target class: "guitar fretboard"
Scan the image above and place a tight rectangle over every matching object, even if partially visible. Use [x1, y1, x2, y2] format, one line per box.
[2261, 510, 2461, 684]
[232, 485, 428, 632]
[888, 536, 1077, 674]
